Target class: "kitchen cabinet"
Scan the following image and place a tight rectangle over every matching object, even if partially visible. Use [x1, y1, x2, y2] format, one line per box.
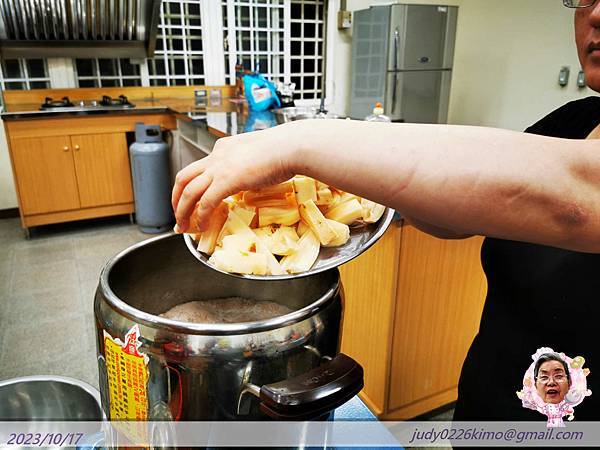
[4, 111, 177, 231]
[7, 129, 137, 231]
[71, 133, 133, 208]
[10, 136, 80, 215]
[339, 221, 487, 419]
[11, 132, 133, 219]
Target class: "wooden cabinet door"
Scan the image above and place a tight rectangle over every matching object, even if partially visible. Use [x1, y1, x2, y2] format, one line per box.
[387, 226, 487, 418]
[10, 136, 80, 215]
[339, 222, 403, 416]
[71, 133, 134, 208]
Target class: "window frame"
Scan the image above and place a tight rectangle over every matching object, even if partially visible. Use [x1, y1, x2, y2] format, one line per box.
[0, 58, 51, 91]
[34, 1, 337, 108]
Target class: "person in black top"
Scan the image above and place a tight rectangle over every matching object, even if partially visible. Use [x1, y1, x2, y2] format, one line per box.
[453, 95, 600, 423]
[172, 0, 600, 426]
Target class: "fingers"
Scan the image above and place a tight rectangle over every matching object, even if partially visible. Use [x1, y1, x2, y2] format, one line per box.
[174, 172, 213, 232]
[195, 181, 236, 227]
[171, 158, 210, 211]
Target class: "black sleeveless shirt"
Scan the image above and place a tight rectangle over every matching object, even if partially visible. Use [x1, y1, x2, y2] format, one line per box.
[453, 96, 600, 421]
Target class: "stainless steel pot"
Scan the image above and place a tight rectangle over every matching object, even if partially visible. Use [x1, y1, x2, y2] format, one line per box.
[0, 375, 104, 420]
[94, 233, 363, 421]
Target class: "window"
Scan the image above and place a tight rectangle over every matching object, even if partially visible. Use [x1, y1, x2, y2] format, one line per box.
[223, 0, 285, 84]
[290, 0, 325, 100]
[68, 1, 332, 102]
[223, 0, 326, 101]
[148, 0, 205, 86]
[75, 59, 142, 87]
[0, 59, 50, 90]
[74, 0, 206, 88]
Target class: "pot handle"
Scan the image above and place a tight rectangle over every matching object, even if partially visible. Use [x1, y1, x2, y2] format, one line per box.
[258, 353, 364, 420]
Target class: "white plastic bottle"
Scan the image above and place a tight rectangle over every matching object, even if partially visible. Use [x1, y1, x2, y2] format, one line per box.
[365, 102, 391, 123]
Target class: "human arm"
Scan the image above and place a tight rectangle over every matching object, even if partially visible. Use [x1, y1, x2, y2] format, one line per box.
[402, 216, 474, 240]
[172, 119, 600, 253]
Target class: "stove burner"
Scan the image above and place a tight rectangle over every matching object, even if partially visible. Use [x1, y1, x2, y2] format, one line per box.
[40, 96, 74, 109]
[99, 95, 135, 108]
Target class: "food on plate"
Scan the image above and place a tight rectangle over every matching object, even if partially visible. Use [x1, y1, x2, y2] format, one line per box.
[280, 228, 321, 274]
[324, 198, 364, 225]
[176, 176, 386, 275]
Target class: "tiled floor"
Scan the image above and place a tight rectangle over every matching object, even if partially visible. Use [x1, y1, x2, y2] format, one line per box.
[0, 216, 150, 389]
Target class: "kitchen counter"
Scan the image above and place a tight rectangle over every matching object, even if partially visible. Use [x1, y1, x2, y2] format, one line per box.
[0, 96, 264, 138]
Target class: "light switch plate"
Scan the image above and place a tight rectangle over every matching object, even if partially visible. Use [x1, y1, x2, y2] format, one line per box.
[559, 66, 570, 87]
[577, 70, 586, 88]
[338, 10, 352, 29]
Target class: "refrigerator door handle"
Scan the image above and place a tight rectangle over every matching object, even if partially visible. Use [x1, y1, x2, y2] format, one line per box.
[392, 28, 399, 112]
[393, 27, 399, 71]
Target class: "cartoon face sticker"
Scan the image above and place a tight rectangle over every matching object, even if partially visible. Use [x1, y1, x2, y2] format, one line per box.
[535, 358, 570, 404]
[516, 347, 592, 428]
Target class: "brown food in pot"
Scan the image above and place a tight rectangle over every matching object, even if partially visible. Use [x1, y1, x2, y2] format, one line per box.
[160, 297, 292, 324]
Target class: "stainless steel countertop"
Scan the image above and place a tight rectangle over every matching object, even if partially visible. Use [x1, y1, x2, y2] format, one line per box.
[0, 104, 170, 119]
[0, 98, 249, 138]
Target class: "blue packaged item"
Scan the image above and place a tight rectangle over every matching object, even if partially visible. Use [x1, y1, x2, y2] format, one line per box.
[244, 73, 281, 112]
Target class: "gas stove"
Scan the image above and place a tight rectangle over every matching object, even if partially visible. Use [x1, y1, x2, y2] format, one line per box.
[39, 95, 136, 112]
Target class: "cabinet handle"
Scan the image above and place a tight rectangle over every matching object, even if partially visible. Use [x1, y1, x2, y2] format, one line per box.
[74, 145, 80, 151]
[63, 146, 69, 152]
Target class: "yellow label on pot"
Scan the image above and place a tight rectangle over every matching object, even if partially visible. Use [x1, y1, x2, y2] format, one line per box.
[104, 325, 149, 420]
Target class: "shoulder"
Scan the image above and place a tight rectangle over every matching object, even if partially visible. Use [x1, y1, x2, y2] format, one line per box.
[525, 96, 600, 139]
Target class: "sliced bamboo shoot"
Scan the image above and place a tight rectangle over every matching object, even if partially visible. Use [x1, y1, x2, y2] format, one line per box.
[243, 181, 296, 207]
[224, 210, 285, 275]
[270, 226, 300, 256]
[254, 225, 276, 240]
[323, 219, 350, 247]
[232, 204, 256, 227]
[296, 220, 309, 236]
[209, 249, 268, 275]
[316, 181, 329, 191]
[325, 198, 364, 225]
[298, 199, 339, 246]
[339, 192, 359, 204]
[221, 234, 256, 253]
[196, 202, 229, 255]
[258, 205, 301, 227]
[280, 230, 320, 274]
[360, 198, 386, 223]
[225, 209, 255, 237]
[293, 176, 317, 205]
[315, 188, 334, 206]
[215, 222, 230, 247]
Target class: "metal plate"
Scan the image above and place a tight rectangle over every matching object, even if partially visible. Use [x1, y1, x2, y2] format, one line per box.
[184, 207, 395, 280]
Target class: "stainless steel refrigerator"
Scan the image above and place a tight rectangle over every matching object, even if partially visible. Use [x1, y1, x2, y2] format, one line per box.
[349, 4, 458, 123]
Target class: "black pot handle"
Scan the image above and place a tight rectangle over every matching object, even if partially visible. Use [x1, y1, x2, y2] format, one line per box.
[258, 353, 364, 420]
